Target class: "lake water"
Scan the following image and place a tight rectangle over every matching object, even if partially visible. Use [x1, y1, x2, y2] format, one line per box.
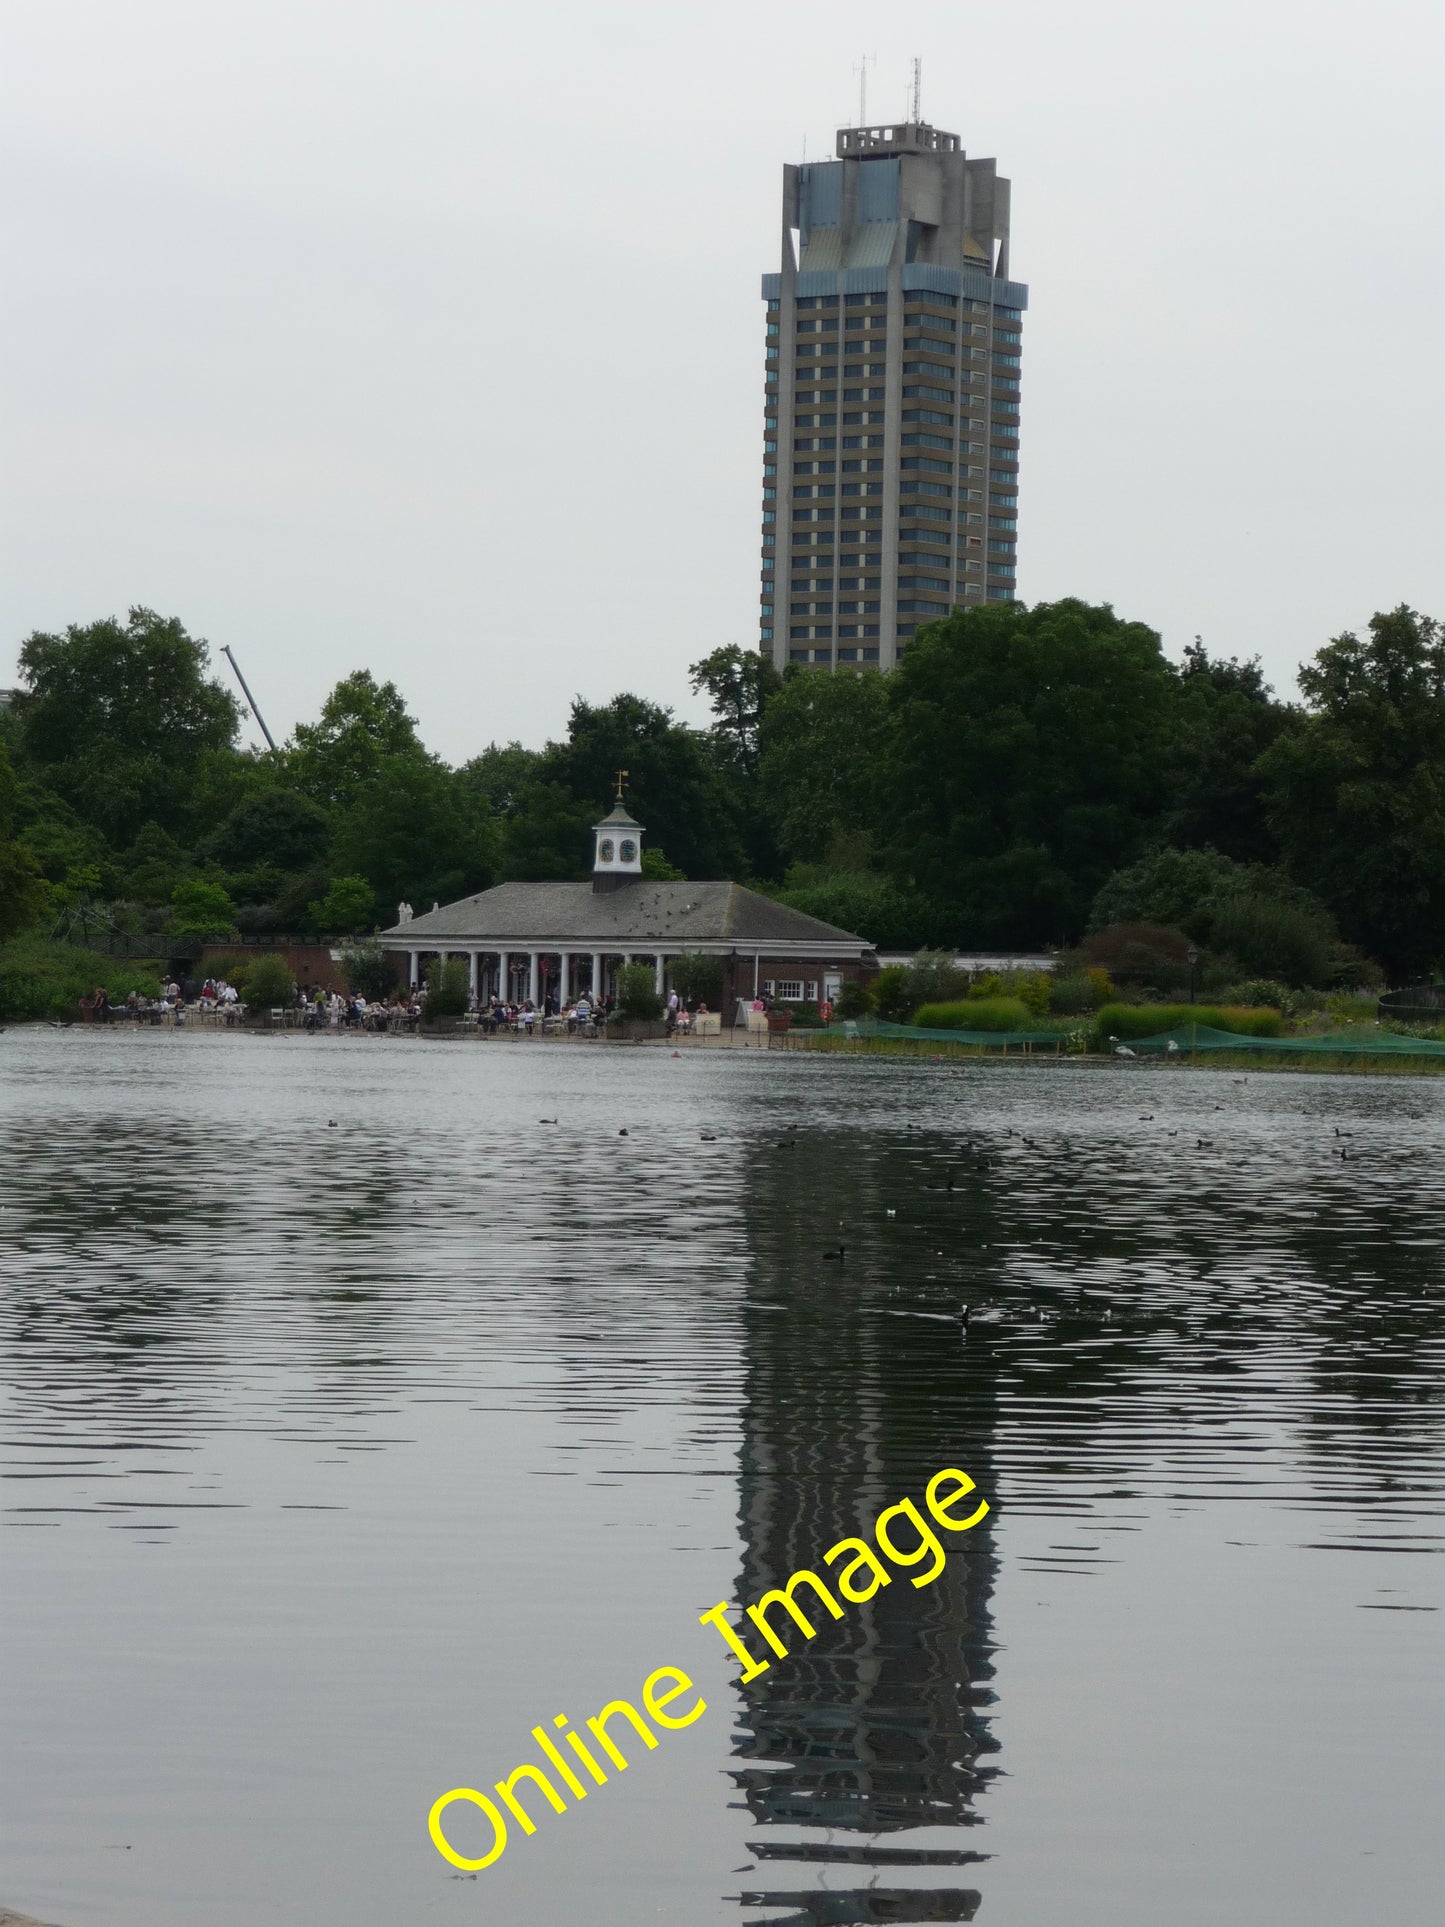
[1, 1030, 1442, 1927]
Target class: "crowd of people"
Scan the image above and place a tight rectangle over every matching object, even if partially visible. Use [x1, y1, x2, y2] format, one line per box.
[77, 974, 715, 1037]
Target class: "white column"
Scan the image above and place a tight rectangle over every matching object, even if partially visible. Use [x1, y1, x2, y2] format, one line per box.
[654, 954, 665, 995]
[528, 952, 539, 1004]
[592, 952, 603, 998]
[559, 953, 570, 1003]
[468, 952, 479, 996]
[407, 949, 418, 985]
[499, 951, 509, 1001]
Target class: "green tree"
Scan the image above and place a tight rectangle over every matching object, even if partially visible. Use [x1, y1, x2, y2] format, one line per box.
[461, 741, 545, 814]
[114, 821, 190, 906]
[1089, 845, 1338, 986]
[307, 875, 377, 933]
[834, 978, 874, 1019]
[544, 694, 746, 880]
[759, 668, 889, 863]
[330, 756, 497, 914]
[205, 789, 331, 872]
[339, 942, 399, 1001]
[243, 954, 296, 1008]
[14, 608, 240, 843]
[1088, 846, 1240, 936]
[774, 868, 943, 949]
[1162, 640, 1290, 863]
[615, 961, 662, 1021]
[290, 671, 423, 812]
[168, 878, 236, 938]
[668, 952, 724, 1006]
[1258, 607, 1445, 980]
[1207, 893, 1333, 988]
[882, 599, 1179, 945]
[640, 847, 686, 881]
[689, 645, 782, 780]
[498, 781, 593, 882]
[422, 957, 469, 1020]
[10, 777, 105, 892]
[0, 740, 47, 938]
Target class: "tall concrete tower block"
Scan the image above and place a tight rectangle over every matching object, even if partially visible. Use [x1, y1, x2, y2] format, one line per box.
[759, 120, 1028, 671]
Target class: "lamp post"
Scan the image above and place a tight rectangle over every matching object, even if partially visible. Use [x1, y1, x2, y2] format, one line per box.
[1187, 945, 1199, 1005]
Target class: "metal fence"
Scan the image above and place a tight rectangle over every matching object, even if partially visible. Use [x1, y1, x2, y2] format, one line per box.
[1379, 985, 1445, 1024]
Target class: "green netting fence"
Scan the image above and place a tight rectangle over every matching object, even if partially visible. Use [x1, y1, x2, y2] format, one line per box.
[1125, 1023, 1445, 1058]
[815, 1018, 1445, 1060]
[822, 1018, 1073, 1049]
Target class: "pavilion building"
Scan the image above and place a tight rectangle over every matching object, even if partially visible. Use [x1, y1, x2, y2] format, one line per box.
[377, 794, 876, 1011]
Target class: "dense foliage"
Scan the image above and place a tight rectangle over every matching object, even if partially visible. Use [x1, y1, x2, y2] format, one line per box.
[614, 961, 662, 1021]
[2, 599, 1437, 987]
[0, 938, 158, 1020]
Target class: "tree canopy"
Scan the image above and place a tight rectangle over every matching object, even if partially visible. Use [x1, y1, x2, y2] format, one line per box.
[1258, 606, 1445, 979]
[882, 599, 1179, 945]
[15, 608, 239, 844]
[3, 597, 1434, 987]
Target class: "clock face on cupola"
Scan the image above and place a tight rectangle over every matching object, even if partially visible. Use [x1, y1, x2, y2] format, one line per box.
[591, 783, 645, 893]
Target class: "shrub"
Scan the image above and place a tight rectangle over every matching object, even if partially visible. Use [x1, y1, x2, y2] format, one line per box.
[667, 952, 723, 1007]
[773, 872, 948, 950]
[914, 997, 1031, 1033]
[243, 954, 297, 1009]
[1217, 979, 1293, 1012]
[168, 878, 237, 939]
[1208, 893, 1333, 988]
[834, 979, 874, 1019]
[0, 938, 159, 1020]
[1015, 971, 1052, 1016]
[1092, 1001, 1284, 1045]
[1050, 969, 1111, 1014]
[422, 957, 469, 1020]
[1088, 847, 1238, 936]
[1075, 923, 1192, 994]
[307, 875, 376, 935]
[904, 949, 971, 1009]
[616, 962, 662, 1021]
[869, 963, 914, 1022]
[640, 847, 686, 881]
[339, 942, 399, 1001]
[203, 952, 254, 993]
[790, 1001, 823, 1028]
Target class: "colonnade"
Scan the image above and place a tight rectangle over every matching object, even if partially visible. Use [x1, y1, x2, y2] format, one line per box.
[401, 948, 673, 1006]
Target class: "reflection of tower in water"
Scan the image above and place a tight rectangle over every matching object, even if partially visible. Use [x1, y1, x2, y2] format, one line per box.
[730, 1133, 1002, 1922]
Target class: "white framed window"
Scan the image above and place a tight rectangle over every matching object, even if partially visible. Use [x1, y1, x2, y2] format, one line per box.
[805, 981, 819, 1001]
[761, 979, 776, 996]
[776, 979, 804, 1001]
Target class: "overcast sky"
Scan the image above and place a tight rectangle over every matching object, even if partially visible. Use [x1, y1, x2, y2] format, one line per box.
[2, 0, 1441, 761]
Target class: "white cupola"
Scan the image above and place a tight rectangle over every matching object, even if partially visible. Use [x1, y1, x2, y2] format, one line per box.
[592, 787, 644, 893]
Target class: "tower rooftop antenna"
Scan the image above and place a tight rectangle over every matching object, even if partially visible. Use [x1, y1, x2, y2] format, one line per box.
[910, 55, 922, 123]
[852, 52, 874, 127]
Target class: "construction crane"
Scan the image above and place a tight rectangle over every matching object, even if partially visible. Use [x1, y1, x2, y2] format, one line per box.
[219, 644, 277, 752]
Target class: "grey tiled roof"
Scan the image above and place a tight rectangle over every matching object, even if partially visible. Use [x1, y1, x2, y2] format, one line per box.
[381, 880, 871, 951]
